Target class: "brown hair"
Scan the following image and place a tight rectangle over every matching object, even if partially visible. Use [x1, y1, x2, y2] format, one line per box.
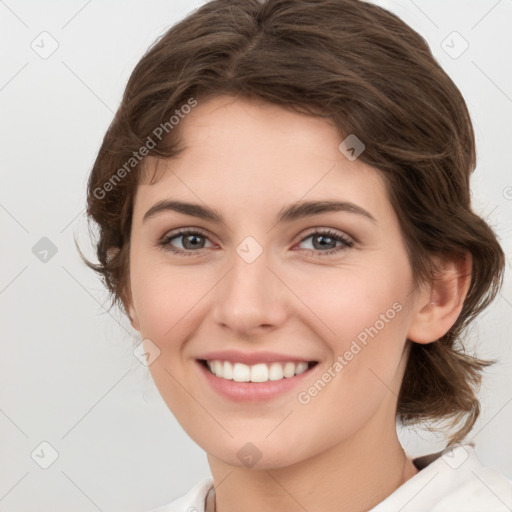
[79, 0, 505, 444]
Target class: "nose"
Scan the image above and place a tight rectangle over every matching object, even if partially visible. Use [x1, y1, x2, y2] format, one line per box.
[211, 241, 289, 337]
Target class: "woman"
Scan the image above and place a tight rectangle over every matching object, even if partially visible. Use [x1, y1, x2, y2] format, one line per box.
[81, 0, 511, 510]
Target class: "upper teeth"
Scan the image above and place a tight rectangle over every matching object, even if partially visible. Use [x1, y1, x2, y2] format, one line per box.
[206, 360, 310, 382]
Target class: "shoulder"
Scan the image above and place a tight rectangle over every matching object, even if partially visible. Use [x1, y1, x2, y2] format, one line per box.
[372, 443, 512, 512]
[145, 477, 214, 512]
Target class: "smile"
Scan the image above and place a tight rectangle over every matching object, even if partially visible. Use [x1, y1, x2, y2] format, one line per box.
[200, 359, 318, 382]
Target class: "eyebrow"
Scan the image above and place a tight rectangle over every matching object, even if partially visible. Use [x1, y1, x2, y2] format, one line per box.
[142, 199, 377, 225]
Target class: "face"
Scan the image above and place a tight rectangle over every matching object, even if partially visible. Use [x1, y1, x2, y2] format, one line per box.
[127, 94, 426, 469]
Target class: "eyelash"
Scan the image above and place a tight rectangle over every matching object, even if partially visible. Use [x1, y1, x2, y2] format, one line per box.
[158, 228, 354, 258]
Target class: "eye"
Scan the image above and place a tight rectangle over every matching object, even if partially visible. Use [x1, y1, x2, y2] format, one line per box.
[296, 229, 354, 256]
[158, 228, 214, 257]
[158, 227, 354, 257]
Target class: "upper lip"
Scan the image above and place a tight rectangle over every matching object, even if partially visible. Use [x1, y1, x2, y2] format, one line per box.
[196, 350, 318, 366]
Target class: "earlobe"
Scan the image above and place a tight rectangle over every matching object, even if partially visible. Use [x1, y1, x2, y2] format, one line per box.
[123, 282, 140, 332]
[127, 304, 140, 332]
[407, 252, 472, 344]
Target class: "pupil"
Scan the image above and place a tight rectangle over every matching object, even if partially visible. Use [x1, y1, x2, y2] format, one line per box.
[314, 234, 335, 250]
[184, 234, 203, 250]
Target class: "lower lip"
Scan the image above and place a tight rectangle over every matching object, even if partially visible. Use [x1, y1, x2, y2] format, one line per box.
[196, 360, 318, 403]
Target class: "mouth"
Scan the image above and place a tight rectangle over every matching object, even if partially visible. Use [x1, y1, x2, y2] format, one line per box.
[197, 359, 319, 383]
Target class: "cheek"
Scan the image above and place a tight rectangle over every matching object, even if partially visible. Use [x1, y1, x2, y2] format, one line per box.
[310, 292, 408, 390]
[291, 258, 410, 345]
[130, 252, 213, 339]
[294, 278, 410, 439]
[290, 254, 413, 394]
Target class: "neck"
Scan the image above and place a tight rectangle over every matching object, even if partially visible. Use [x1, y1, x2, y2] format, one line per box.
[207, 425, 418, 512]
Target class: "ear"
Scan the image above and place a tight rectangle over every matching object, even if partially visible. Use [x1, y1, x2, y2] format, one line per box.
[127, 303, 140, 332]
[407, 252, 472, 344]
[122, 280, 140, 332]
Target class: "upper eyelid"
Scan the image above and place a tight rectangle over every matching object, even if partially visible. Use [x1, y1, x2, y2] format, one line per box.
[163, 227, 213, 241]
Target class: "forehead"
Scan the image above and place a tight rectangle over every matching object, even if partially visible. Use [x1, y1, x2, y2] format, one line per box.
[134, 95, 391, 223]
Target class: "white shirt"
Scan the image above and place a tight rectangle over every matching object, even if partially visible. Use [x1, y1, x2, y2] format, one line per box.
[148, 444, 512, 511]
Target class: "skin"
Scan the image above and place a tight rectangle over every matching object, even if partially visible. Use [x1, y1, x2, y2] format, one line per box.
[126, 94, 471, 512]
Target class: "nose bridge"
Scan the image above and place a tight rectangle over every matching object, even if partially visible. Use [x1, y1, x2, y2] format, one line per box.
[228, 237, 275, 304]
[212, 236, 287, 332]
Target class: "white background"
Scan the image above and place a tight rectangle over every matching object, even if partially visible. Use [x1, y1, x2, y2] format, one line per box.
[1, 1, 511, 511]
